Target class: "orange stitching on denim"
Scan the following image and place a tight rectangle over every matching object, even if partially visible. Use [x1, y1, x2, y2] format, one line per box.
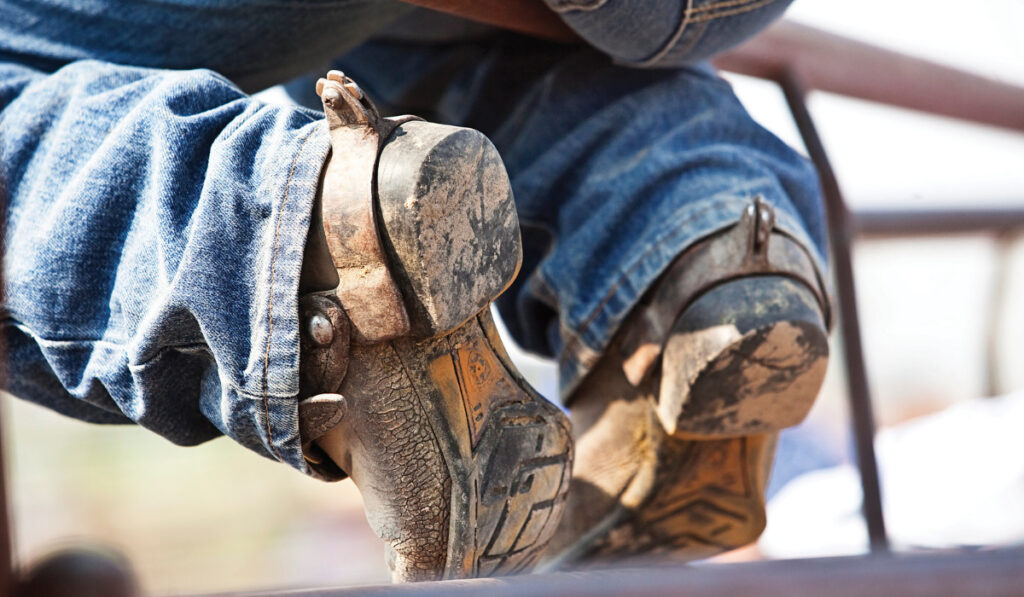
[635, 0, 777, 66]
[632, 0, 694, 67]
[687, 0, 763, 14]
[548, 0, 608, 13]
[262, 126, 319, 462]
[689, 0, 778, 23]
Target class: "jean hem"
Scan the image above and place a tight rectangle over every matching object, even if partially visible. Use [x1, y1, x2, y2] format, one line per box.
[242, 118, 329, 471]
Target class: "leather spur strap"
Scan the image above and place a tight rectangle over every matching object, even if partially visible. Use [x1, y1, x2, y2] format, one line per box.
[317, 72, 421, 344]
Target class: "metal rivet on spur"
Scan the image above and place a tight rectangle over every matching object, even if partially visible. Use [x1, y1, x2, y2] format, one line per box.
[308, 313, 334, 347]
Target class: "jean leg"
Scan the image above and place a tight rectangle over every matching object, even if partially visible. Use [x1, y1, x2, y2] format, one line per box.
[331, 37, 826, 398]
[545, 0, 795, 68]
[0, 0, 414, 473]
[0, 0, 410, 92]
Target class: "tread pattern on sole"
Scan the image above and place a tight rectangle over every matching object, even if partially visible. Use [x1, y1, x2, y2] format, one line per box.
[427, 312, 573, 578]
[583, 434, 773, 562]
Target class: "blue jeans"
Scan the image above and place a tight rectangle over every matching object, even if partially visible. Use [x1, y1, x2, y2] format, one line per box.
[0, 1, 824, 476]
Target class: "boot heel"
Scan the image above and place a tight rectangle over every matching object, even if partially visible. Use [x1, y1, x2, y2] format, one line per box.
[659, 276, 829, 438]
[377, 121, 522, 338]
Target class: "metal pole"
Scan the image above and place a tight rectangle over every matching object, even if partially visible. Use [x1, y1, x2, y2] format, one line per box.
[715, 21, 1024, 134]
[984, 234, 1014, 397]
[853, 208, 1024, 238]
[196, 548, 1024, 597]
[779, 71, 889, 553]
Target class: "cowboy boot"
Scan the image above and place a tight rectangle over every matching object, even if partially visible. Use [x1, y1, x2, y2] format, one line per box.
[297, 72, 573, 582]
[545, 197, 829, 566]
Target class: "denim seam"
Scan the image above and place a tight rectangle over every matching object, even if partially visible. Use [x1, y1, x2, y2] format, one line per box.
[546, 0, 609, 13]
[1, 319, 217, 370]
[633, 0, 695, 67]
[0, 319, 303, 406]
[260, 125, 319, 462]
[625, 0, 779, 67]
[689, 0, 778, 23]
[668, 17, 711, 64]
[690, 0, 766, 13]
[0, 318, 128, 347]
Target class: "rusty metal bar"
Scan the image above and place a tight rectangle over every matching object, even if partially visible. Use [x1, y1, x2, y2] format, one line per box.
[714, 21, 1024, 133]
[849, 210, 1024, 398]
[779, 73, 889, 552]
[852, 208, 1024, 238]
[984, 234, 1015, 397]
[201, 548, 1024, 597]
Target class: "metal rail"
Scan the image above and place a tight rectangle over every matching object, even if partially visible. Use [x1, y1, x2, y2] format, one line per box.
[853, 208, 1024, 238]
[779, 72, 889, 551]
[713, 20, 1024, 133]
[201, 548, 1024, 597]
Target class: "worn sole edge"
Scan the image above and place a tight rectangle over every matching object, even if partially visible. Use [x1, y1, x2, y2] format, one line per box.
[403, 311, 573, 579]
[376, 122, 523, 340]
[659, 319, 829, 439]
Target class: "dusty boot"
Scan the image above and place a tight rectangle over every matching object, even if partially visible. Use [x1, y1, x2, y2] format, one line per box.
[297, 72, 573, 582]
[545, 197, 829, 567]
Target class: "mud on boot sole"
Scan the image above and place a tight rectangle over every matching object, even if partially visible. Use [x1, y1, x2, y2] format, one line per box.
[658, 276, 829, 439]
[377, 120, 522, 339]
[312, 73, 571, 581]
[421, 310, 573, 577]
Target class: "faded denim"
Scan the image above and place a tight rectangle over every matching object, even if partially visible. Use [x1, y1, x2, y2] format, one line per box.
[0, 1, 824, 475]
[545, 0, 796, 67]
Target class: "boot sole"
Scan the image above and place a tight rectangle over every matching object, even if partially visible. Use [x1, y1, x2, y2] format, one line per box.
[413, 311, 573, 577]
[547, 278, 826, 567]
[596, 278, 825, 561]
[334, 121, 571, 580]
[659, 277, 829, 439]
[383, 123, 574, 575]
[377, 120, 523, 339]
[576, 434, 774, 563]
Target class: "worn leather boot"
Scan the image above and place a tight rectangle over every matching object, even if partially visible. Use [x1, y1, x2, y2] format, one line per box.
[297, 72, 573, 582]
[545, 198, 829, 566]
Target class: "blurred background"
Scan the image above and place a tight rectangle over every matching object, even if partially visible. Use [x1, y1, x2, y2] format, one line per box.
[5, 0, 1024, 593]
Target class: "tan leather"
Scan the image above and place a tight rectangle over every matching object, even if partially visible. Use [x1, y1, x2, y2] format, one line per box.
[297, 72, 572, 582]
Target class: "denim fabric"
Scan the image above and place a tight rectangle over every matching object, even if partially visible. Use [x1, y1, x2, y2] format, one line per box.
[545, 0, 795, 68]
[0, 0, 412, 93]
[293, 36, 826, 398]
[1, 57, 331, 471]
[1, 1, 824, 475]
[0, 0, 421, 471]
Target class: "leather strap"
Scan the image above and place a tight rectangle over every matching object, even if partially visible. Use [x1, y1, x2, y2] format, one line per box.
[317, 71, 421, 344]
